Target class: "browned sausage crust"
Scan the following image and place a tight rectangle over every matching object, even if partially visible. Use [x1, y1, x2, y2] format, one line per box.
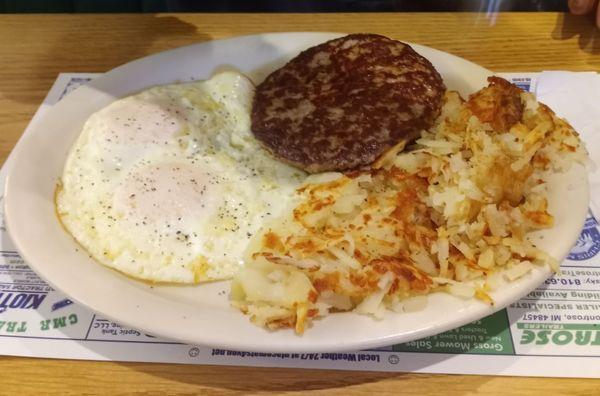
[251, 33, 446, 173]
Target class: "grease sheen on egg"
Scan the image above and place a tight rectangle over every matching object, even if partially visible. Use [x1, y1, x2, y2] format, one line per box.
[57, 72, 306, 283]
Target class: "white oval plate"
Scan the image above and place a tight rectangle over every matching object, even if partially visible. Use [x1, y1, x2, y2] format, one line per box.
[4, 33, 589, 352]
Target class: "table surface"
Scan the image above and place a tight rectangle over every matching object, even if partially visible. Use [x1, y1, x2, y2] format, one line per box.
[1, 12, 599, 395]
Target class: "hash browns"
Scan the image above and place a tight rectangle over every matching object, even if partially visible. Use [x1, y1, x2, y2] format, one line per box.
[233, 78, 586, 334]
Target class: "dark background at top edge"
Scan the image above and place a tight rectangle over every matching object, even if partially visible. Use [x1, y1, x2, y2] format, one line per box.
[0, 0, 569, 13]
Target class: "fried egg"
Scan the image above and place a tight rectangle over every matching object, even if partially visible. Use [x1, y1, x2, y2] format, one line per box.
[57, 72, 306, 283]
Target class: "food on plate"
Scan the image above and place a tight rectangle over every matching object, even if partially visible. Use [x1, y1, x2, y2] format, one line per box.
[54, 33, 586, 336]
[251, 33, 445, 173]
[231, 77, 586, 334]
[56, 72, 305, 283]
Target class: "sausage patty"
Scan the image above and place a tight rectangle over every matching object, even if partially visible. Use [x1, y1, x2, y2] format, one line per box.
[251, 33, 446, 173]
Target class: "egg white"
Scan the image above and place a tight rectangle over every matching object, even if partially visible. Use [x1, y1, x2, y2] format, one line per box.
[57, 72, 306, 283]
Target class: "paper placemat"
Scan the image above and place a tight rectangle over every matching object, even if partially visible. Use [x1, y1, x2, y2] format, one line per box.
[1, 72, 599, 378]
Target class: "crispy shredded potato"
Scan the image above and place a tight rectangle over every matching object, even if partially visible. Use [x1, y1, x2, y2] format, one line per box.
[231, 77, 587, 334]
